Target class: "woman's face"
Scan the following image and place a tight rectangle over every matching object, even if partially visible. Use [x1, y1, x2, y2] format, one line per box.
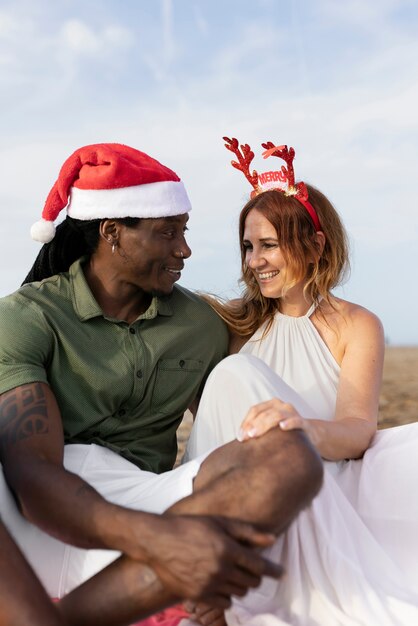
[242, 209, 301, 299]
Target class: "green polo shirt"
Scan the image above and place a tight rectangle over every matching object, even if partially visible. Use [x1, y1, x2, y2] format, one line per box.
[0, 259, 228, 473]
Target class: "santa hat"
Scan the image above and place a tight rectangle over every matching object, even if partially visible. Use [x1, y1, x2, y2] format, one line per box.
[31, 143, 192, 243]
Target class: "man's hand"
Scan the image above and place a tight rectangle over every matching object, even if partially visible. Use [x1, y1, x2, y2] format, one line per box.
[146, 514, 283, 608]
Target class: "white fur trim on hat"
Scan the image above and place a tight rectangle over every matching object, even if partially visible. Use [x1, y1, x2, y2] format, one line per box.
[67, 180, 192, 220]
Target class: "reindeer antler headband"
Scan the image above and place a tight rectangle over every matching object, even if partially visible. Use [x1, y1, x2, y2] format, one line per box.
[223, 137, 322, 231]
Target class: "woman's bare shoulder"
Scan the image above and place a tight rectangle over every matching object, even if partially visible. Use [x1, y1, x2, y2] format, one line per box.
[322, 296, 384, 335]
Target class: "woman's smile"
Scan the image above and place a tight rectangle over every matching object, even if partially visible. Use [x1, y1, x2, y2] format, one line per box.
[256, 270, 280, 281]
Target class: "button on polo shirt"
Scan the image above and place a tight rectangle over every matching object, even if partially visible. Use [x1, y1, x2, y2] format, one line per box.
[0, 258, 228, 473]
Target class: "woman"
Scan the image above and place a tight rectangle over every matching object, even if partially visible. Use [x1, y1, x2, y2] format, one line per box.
[184, 139, 418, 625]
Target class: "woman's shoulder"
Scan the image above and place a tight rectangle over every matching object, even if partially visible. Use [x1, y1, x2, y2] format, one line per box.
[322, 296, 384, 336]
[313, 296, 384, 365]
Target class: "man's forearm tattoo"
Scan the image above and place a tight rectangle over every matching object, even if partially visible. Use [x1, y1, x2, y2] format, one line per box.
[0, 383, 49, 450]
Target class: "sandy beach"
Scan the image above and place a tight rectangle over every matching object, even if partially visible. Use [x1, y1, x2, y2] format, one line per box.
[176, 346, 418, 462]
[378, 346, 418, 428]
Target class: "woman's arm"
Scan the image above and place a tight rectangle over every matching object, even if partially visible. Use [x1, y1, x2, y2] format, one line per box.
[317, 306, 384, 459]
[239, 306, 385, 461]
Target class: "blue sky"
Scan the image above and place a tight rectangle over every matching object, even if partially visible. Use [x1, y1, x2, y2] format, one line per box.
[1, 0, 418, 344]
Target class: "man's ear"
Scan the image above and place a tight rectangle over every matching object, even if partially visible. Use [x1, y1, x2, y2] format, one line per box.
[99, 219, 119, 244]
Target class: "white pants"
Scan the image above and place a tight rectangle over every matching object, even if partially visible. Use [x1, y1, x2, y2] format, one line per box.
[0, 443, 206, 597]
[0, 354, 300, 601]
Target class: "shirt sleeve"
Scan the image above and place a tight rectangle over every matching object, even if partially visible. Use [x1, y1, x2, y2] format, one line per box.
[0, 296, 51, 394]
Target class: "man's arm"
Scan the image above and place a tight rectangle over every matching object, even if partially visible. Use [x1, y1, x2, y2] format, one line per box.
[0, 518, 260, 626]
[0, 382, 281, 606]
[0, 381, 116, 550]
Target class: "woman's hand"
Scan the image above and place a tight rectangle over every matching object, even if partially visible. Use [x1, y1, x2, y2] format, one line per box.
[238, 398, 317, 446]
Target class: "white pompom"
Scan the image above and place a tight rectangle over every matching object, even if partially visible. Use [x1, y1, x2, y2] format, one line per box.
[30, 219, 56, 243]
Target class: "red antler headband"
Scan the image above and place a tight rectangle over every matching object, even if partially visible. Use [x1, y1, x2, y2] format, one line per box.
[223, 137, 322, 232]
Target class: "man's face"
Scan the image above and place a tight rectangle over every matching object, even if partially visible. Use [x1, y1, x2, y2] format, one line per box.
[115, 214, 191, 296]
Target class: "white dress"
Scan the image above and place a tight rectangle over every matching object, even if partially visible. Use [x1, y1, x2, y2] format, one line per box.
[184, 303, 418, 626]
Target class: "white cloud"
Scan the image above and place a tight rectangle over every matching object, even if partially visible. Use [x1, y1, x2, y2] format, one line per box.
[316, 0, 407, 31]
[103, 25, 134, 47]
[0, 4, 134, 98]
[162, 0, 174, 64]
[61, 19, 100, 54]
[0, 10, 19, 39]
[192, 4, 208, 35]
[60, 18, 134, 56]
[142, 0, 183, 83]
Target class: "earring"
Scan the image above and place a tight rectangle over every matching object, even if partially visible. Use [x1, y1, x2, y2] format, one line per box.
[107, 238, 115, 254]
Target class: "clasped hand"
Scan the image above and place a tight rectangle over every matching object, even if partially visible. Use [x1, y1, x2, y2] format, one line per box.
[148, 514, 283, 608]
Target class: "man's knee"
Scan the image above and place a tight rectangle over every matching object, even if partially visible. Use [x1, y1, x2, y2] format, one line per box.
[197, 425, 323, 503]
[178, 428, 323, 534]
[233, 427, 323, 532]
[264, 428, 323, 518]
[277, 429, 323, 498]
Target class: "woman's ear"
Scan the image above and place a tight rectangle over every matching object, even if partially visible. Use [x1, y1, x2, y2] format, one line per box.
[315, 231, 326, 257]
[307, 231, 326, 264]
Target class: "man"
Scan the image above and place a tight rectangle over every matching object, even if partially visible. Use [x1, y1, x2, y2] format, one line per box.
[0, 143, 323, 623]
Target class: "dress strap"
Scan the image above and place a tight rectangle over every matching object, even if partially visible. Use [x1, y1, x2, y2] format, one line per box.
[305, 298, 321, 318]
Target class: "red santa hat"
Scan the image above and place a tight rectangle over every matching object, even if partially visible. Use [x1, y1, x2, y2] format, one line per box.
[30, 142, 192, 243]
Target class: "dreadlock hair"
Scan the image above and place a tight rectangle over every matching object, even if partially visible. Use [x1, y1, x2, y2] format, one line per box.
[205, 184, 350, 338]
[22, 216, 140, 285]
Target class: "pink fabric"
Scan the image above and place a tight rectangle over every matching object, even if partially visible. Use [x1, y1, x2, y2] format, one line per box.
[133, 604, 189, 625]
[53, 598, 189, 625]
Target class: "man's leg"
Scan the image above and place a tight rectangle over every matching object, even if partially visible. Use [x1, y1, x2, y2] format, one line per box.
[175, 353, 324, 533]
[59, 355, 323, 626]
[175, 427, 320, 533]
[1, 354, 322, 626]
[0, 519, 63, 626]
[58, 423, 319, 626]
[58, 430, 320, 626]
[58, 557, 174, 626]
